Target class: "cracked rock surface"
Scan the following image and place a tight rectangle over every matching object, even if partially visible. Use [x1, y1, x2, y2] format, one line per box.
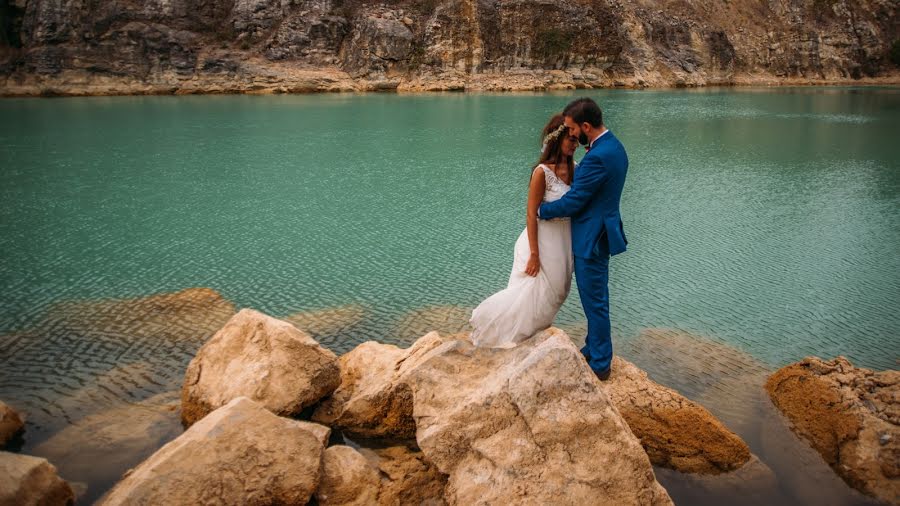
[408, 327, 673, 506]
[98, 397, 330, 505]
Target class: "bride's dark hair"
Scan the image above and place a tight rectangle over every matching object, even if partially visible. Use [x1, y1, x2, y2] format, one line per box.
[536, 113, 574, 176]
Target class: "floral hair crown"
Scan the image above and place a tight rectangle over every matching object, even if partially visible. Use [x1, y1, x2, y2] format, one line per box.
[540, 123, 568, 154]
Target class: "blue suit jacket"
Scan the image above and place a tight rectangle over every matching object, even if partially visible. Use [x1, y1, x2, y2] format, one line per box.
[539, 130, 628, 259]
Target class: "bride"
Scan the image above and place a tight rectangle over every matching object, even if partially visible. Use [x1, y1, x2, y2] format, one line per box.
[470, 114, 577, 347]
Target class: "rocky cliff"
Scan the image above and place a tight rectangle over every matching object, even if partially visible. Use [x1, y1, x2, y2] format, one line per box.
[0, 0, 898, 95]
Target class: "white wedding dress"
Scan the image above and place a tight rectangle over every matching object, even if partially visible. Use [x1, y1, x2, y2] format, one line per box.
[470, 164, 574, 348]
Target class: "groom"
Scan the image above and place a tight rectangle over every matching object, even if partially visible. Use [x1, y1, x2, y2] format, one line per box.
[538, 97, 628, 381]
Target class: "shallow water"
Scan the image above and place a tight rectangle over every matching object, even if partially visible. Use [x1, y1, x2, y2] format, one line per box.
[0, 88, 898, 504]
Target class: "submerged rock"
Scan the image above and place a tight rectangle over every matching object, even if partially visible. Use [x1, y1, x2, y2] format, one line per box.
[31, 392, 182, 490]
[181, 308, 340, 426]
[0, 287, 235, 432]
[390, 305, 473, 342]
[312, 332, 447, 438]
[98, 397, 329, 505]
[0, 401, 24, 448]
[0, 451, 74, 506]
[621, 328, 770, 397]
[283, 304, 369, 341]
[765, 356, 900, 504]
[408, 328, 673, 505]
[601, 356, 751, 474]
[316, 445, 381, 506]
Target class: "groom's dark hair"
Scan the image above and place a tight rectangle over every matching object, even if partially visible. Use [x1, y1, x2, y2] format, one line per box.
[563, 98, 603, 127]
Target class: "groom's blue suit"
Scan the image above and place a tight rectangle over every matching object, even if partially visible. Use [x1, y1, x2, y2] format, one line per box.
[539, 129, 628, 374]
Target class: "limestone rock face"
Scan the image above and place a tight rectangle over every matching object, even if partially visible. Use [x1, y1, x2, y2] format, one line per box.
[765, 356, 899, 504]
[408, 328, 673, 506]
[342, 8, 415, 80]
[181, 308, 340, 426]
[98, 397, 329, 506]
[2, 0, 896, 95]
[0, 401, 24, 448]
[316, 445, 381, 506]
[312, 331, 446, 438]
[601, 356, 752, 474]
[0, 451, 74, 506]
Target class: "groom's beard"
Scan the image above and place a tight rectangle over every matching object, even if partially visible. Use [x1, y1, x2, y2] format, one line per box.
[579, 132, 589, 145]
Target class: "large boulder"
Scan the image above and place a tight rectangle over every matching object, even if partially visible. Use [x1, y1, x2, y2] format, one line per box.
[312, 332, 446, 438]
[765, 356, 899, 504]
[600, 356, 751, 473]
[98, 397, 329, 505]
[0, 401, 24, 448]
[315, 445, 380, 506]
[408, 328, 673, 505]
[0, 451, 74, 506]
[181, 308, 340, 426]
[31, 392, 182, 491]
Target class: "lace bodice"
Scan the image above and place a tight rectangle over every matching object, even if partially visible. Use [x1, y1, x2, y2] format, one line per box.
[539, 164, 571, 203]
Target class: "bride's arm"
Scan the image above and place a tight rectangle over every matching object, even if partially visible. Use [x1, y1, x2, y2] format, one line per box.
[525, 167, 546, 277]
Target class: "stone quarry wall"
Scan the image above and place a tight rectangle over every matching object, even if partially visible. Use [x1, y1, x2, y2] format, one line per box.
[0, 0, 898, 95]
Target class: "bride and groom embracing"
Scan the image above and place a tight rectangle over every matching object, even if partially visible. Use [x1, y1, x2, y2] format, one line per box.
[470, 97, 628, 382]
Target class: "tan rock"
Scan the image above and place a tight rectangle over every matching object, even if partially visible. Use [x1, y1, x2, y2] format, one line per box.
[31, 392, 182, 489]
[316, 445, 380, 506]
[765, 356, 900, 504]
[364, 445, 447, 506]
[601, 356, 751, 474]
[181, 308, 340, 426]
[0, 401, 24, 448]
[0, 451, 74, 506]
[98, 397, 329, 505]
[408, 328, 673, 506]
[312, 332, 446, 438]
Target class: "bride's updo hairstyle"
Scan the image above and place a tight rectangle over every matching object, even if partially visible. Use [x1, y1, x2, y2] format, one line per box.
[537, 113, 574, 174]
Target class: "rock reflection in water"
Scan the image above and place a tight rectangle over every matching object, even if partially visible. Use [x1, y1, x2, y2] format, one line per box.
[31, 392, 182, 504]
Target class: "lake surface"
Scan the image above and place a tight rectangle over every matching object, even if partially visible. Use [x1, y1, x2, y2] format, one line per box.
[1, 88, 898, 504]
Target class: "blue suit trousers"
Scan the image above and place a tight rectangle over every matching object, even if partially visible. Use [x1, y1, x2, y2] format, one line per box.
[574, 253, 612, 373]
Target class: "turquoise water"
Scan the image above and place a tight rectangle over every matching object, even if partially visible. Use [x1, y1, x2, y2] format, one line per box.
[1, 88, 898, 504]
[2, 88, 898, 366]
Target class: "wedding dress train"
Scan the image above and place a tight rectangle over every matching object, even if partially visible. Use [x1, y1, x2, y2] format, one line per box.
[470, 164, 574, 347]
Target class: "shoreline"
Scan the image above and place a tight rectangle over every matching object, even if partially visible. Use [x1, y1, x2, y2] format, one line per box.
[3, 72, 899, 98]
